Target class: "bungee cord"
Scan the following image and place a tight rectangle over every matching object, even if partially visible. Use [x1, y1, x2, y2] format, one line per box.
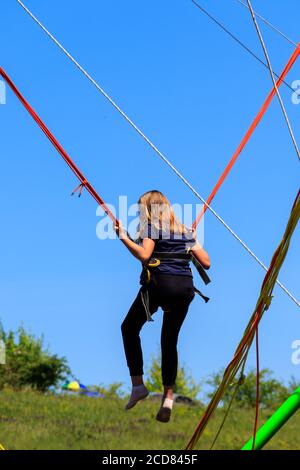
[243, 1, 300, 449]
[186, 190, 300, 450]
[0, 68, 119, 227]
[192, 44, 300, 228]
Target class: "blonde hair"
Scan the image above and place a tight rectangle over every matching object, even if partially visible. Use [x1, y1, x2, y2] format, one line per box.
[136, 190, 188, 241]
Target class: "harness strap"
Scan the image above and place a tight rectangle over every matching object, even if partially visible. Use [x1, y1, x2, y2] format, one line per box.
[152, 251, 211, 285]
[190, 254, 211, 285]
[140, 287, 154, 322]
[140, 251, 211, 320]
[194, 287, 210, 304]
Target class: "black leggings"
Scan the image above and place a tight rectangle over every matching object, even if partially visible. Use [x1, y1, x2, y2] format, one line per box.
[121, 275, 195, 387]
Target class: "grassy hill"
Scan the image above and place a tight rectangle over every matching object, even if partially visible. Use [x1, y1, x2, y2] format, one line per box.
[0, 389, 299, 450]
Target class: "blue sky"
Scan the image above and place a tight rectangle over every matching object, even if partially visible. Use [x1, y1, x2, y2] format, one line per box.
[0, 0, 299, 395]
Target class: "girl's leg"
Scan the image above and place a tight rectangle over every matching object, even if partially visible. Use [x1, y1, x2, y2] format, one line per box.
[121, 288, 158, 410]
[131, 375, 144, 386]
[121, 289, 157, 379]
[160, 301, 190, 389]
[156, 276, 195, 422]
[163, 385, 174, 400]
[156, 304, 190, 422]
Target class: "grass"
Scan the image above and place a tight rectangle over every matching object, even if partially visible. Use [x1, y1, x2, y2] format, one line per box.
[0, 389, 299, 450]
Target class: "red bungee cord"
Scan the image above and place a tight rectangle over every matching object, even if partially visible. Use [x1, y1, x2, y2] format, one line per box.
[192, 44, 300, 229]
[0, 67, 119, 228]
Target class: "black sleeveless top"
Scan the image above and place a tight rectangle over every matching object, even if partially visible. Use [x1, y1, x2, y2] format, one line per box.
[140, 223, 196, 277]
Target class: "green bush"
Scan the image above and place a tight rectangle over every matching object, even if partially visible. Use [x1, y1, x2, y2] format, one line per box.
[89, 382, 125, 398]
[206, 368, 289, 409]
[0, 324, 70, 392]
[144, 351, 201, 399]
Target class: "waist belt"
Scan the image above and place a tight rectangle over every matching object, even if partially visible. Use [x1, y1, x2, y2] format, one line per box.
[151, 251, 211, 285]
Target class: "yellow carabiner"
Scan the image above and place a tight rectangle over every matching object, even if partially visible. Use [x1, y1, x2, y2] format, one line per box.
[147, 258, 161, 268]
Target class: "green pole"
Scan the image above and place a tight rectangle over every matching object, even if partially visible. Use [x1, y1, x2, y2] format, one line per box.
[242, 387, 300, 450]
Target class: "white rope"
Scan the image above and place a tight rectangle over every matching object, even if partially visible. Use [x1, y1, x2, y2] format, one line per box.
[16, 0, 300, 308]
[190, 0, 296, 95]
[236, 0, 300, 50]
[246, 0, 300, 162]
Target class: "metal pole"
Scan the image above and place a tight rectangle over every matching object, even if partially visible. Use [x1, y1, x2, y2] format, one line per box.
[242, 387, 300, 450]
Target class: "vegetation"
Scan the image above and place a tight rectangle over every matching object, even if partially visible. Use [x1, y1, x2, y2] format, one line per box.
[0, 325, 70, 392]
[0, 388, 299, 450]
[145, 353, 201, 399]
[206, 368, 299, 410]
[0, 328, 299, 450]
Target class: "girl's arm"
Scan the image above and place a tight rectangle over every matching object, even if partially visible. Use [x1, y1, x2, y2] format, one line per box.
[191, 242, 210, 270]
[188, 225, 211, 271]
[114, 223, 155, 263]
[188, 227, 210, 270]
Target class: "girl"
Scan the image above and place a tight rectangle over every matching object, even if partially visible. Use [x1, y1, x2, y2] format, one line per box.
[114, 190, 210, 422]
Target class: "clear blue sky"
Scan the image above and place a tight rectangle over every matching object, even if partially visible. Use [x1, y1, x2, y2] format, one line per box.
[0, 0, 299, 394]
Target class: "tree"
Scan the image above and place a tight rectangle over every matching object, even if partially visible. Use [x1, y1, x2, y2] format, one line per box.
[0, 324, 70, 392]
[288, 376, 300, 394]
[206, 368, 289, 409]
[144, 351, 201, 399]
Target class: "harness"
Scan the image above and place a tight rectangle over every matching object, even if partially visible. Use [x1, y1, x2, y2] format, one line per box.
[140, 250, 211, 322]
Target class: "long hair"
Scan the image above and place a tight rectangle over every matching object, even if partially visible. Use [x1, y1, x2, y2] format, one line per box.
[136, 190, 188, 241]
